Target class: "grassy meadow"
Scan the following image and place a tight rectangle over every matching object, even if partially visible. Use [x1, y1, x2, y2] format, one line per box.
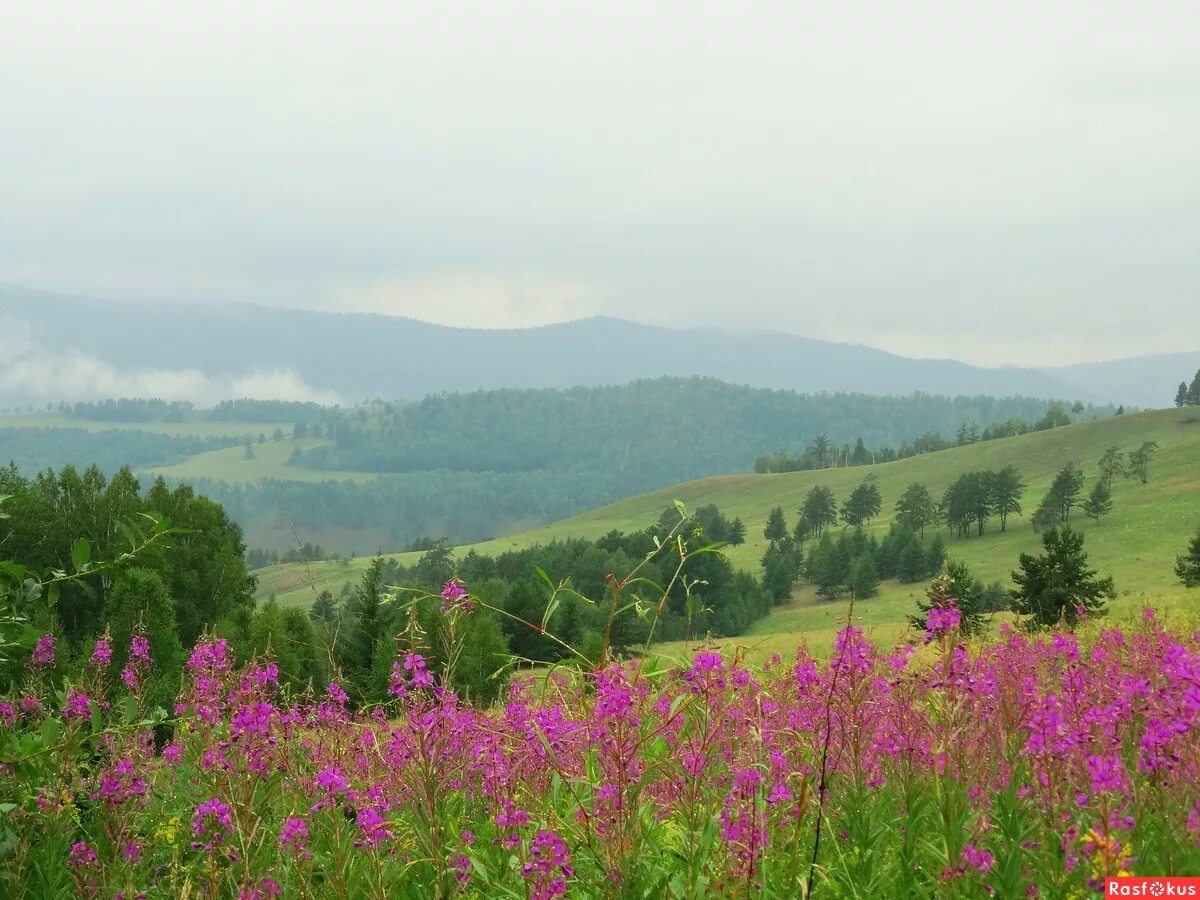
[256, 407, 1200, 655]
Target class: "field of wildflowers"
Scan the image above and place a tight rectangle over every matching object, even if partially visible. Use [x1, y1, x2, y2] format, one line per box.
[2, 577, 1198, 898]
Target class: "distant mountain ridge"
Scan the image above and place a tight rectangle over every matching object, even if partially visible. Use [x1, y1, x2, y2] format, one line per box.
[1, 285, 1181, 405]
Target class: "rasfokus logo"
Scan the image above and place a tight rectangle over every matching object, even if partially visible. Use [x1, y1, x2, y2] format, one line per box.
[1107, 878, 1200, 896]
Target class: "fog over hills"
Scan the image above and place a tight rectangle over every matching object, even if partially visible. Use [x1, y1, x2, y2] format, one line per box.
[1, 285, 1185, 407]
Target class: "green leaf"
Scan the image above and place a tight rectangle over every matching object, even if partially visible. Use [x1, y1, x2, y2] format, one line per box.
[39, 717, 60, 748]
[123, 695, 139, 725]
[533, 565, 555, 590]
[71, 539, 91, 572]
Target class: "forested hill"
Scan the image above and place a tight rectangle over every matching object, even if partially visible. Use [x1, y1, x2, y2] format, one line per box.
[4, 286, 1095, 403]
[293, 379, 1086, 478]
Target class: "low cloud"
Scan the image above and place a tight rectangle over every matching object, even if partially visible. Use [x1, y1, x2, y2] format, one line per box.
[326, 274, 602, 329]
[0, 316, 340, 407]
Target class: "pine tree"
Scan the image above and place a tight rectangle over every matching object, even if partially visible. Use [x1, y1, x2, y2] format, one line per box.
[1010, 527, 1115, 628]
[1126, 441, 1159, 484]
[1176, 382, 1189, 408]
[894, 482, 936, 537]
[909, 559, 989, 637]
[1081, 480, 1113, 524]
[926, 533, 946, 575]
[849, 554, 879, 599]
[1097, 446, 1124, 490]
[727, 517, 747, 546]
[897, 537, 928, 583]
[1189, 370, 1200, 406]
[1176, 525, 1200, 588]
[801, 486, 838, 536]
[988, 465, 1025, 532]
[841, 476, 882, 527]
[808, 532, 844, 601]
[763, 506, 788, 544]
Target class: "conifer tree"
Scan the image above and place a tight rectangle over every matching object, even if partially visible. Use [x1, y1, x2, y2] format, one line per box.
[1081, 480, 1113, 524]
[1176, 525, 1200, 588]
[1011, 527, 1115, 628]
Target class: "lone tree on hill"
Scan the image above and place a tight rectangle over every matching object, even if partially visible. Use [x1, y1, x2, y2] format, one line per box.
[1125, 440, 1159, 484]
[1177, 382, 1190, 407]
[1176, 525, 1200, 588]
[1081, 480, 1113, 524]
[1010, 526, 1116, 629]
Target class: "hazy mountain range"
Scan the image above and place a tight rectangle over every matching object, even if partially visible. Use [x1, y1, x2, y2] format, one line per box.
[2, 285, 1192, 408]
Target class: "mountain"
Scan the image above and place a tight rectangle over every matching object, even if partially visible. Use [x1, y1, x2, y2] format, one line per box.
[0, 284, 1111, 404]
[1045, 352, 1200, 410]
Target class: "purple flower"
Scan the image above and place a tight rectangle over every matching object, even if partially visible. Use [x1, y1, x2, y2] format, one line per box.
[962, 842, 994, 873]
[90, 636, 112, 669]
[129, 634, 151, 664]
[279, 817, 310, 856]
[355, 807, 393, 849]
[925, 604, 961, 640]
[192, 797, 234, 852]
[62, 688, 92, 720]
[31, 634, 56, 669]
[439, 579, 474, 614]
[67, 841, 98, 870]
[522, 829, 573, 900]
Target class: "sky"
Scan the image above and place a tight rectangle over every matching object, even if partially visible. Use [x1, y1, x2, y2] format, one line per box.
[2, 0, 1198, 367]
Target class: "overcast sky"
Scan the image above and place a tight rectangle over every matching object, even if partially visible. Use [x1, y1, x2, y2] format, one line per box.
[2, 1, 1198, 366]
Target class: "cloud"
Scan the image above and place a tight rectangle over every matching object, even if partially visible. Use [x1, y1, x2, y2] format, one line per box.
[326, 274, 603, 329]
[0, 316, 340, 407]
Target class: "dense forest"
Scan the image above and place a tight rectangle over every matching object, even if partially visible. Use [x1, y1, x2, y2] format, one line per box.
[0, 428, 239, 476]
[1, 381, 1105, 555]
[0, 463, 767, 708]
[290, 378, 1091, 476]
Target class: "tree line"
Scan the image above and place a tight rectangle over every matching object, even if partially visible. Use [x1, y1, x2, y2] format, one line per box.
[1173, 369, 1200, 408]
[752, 400, 1096, 474]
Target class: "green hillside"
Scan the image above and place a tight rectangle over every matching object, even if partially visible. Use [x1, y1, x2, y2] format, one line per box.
[256, 407, 1200, 654]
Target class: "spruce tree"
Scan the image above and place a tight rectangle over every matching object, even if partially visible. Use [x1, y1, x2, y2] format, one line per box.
[1176, 525, 1200, 588]
[850, 554, 879, 599]
[909, 559, 989, 637]
[926, 533, 946, 575]
[1011, 527, 1115, 628]
[1177, 382, 1189, 408]
[1081, 480, 1113, 524]
[1189, 369, 1200, 406]
[763, 506, 788, 544]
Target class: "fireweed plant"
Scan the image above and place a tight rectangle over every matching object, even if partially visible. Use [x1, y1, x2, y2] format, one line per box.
[1, 507, 1199, 897]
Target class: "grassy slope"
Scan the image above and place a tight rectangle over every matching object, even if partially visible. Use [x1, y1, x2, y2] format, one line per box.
[141, 437, 380, 484]
[0, 415, 380, 485]
[0, 414, 276, 438]
[258, 408, 1200, 652]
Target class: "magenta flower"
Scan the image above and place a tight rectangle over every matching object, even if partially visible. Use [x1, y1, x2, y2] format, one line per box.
[522, 829, 573, 900]
[279, 816, 310, 857]
[925, 604, 961, 640]
[192, 797, 234, 852]
[30, 634, 56, 669]
[90, 636, 112, 669]
[62, 688, 92, 720]
[355, 807, 393, 849]
[439, 579, 474, 614]
[67, 841, 98, 870]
